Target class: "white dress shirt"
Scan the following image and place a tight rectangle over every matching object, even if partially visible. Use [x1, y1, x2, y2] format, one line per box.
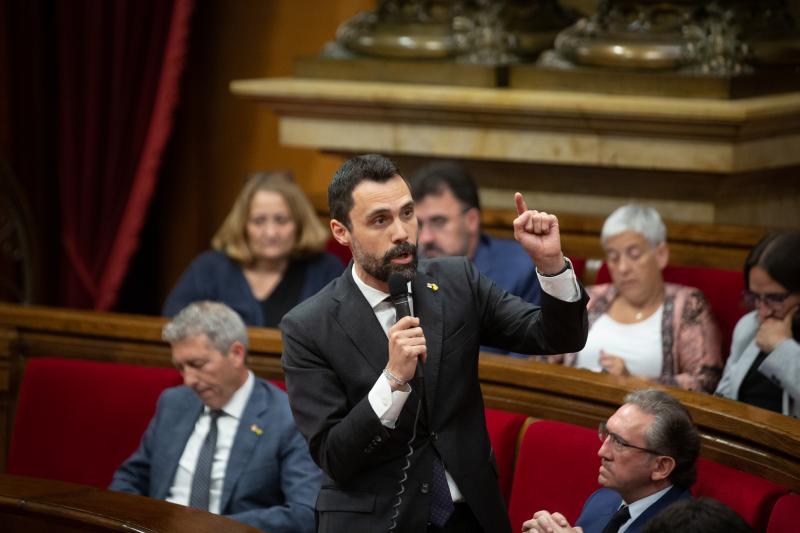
[575, 306, 664, 378]
[353, 259, 580, 503]
[167, 370, 255, 514]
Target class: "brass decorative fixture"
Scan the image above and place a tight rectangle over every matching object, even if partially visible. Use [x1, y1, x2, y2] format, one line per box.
[331, 0, 576, 65]
[542, 0, 800, 73]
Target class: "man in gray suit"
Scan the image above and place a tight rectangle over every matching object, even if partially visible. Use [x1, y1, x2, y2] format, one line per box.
[281, 154, 589, 532]
[111, 301, 320, 533]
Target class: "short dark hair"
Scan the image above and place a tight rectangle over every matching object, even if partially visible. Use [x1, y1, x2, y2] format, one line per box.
[410, 160, 480, 211]
[624, 389, 700, 489]
[744, 231, 800, 293]
[328, 154, 403, 229]
[642, 498, 752, 533]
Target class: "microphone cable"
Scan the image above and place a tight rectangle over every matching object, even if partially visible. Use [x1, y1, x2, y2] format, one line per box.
[388, 380, 424, 533]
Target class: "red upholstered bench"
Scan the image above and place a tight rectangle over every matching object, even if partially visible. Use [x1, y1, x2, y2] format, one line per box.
[485, 408, 527, 504]
[507, 420, 600, 528]
[7, 357, 182, 488]
[767, 492, 800, 533]
[693, 457, 788, 531]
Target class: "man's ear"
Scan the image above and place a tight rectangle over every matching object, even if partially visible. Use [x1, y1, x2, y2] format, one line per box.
[228, 341, 247, 368]
[330, 219, 351, 247]
[655, 242, 669, 270]
[650, 455, 676, 482]
[464, 207, 480, 235]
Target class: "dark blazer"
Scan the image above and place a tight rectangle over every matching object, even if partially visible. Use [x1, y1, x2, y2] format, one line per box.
[281, 257, 589, 532]
[110, 377, 321, 533]
[162, 250, 344, 326]
[576, 486, 692, 533]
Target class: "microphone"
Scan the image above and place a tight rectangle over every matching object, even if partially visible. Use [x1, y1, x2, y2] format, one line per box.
[388, 273, 412, 320]
[388, 273, 423, 379]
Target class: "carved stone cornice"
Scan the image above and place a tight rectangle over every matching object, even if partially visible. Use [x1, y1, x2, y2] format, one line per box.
[230, 77, 800, 172]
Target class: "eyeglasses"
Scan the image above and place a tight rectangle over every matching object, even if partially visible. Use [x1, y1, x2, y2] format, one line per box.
[743, 290, 791, 310]
[598, 421, 666, 456]
[417, 207, 471, 233]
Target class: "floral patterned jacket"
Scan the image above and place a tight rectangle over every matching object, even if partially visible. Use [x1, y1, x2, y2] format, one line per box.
[555, 283, 723, 393]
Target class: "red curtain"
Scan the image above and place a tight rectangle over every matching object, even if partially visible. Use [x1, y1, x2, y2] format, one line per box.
[57, 0, 194, 309]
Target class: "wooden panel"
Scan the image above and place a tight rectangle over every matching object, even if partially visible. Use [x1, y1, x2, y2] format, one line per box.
[0, 474, 260, 533]
[1, 303, 798, 493]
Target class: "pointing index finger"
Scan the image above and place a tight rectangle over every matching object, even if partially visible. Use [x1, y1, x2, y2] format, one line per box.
[515, 192, 528, 216]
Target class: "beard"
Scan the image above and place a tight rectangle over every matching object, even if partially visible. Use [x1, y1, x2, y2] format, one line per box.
[352, 240, 418, 283]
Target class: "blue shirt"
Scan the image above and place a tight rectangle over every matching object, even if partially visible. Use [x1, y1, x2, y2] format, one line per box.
[472, 233, 541, 356]
[162, 250, 344, 326]
[473, 233, 541, 305]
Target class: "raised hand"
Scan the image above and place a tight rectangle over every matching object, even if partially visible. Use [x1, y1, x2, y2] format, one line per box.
[513, 192, 565, 274]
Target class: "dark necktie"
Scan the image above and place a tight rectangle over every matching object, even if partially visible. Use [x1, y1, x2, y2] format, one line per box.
[428, 456, 455, 527]
[189, 409, 223, 510]
[602, 504, 631, 533]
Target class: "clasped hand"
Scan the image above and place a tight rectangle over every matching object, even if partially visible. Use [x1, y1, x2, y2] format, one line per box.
[756, 305, 798, 353]
[522, 510, 582, 533]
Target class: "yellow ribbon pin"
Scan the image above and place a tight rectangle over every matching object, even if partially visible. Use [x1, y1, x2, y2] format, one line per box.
[250, 424, 263, 436]
[427, 283, 439, 292]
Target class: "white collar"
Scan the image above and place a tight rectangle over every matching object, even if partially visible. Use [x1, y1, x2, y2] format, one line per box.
[622, 485, 673, 530]
[351, 266, 412, 310]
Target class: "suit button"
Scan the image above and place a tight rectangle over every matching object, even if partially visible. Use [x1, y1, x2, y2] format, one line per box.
[420, 482, 430, 494]
[430, 432, 438, 441]
[375, 435, 383, 443]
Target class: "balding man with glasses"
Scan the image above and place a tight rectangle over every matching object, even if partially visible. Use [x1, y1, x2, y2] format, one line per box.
[522, 389, 700, 533]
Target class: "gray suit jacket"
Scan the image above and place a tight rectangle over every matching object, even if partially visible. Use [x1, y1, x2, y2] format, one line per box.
[715, 310, 800, 417]
[110, 377, 321, 533]
[281, 257, 589, 532]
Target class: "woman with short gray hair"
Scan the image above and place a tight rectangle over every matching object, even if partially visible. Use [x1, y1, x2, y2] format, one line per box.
[553, 204, 723, 393]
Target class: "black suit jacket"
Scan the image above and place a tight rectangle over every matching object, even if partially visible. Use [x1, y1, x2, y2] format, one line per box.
[281, 257, 589, 532]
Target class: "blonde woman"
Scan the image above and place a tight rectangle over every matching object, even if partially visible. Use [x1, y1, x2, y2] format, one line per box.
[163, 171, 343, 327]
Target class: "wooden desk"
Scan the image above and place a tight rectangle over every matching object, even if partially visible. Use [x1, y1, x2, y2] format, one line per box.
[0, 474, 261, 533]
[1, 303, 799, 491]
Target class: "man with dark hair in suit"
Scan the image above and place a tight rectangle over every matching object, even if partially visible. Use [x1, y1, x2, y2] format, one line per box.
[411, 160, 541, 305]
[110, 301, 320, 533]
[281, 154, 589, 532]
[523, 389, 700, 533]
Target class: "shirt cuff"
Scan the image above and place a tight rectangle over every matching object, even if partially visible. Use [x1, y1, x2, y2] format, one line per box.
[368, 374, 411, 428]
[537, 257, 581, 303]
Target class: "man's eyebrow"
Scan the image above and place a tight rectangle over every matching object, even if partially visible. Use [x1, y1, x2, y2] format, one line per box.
[364, 207, 391, 220]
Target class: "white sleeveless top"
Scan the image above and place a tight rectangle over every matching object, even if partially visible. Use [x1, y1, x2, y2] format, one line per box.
[575, 306, 664, 378]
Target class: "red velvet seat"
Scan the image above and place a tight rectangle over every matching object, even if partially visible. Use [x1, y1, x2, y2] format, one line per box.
[7, 357, 182, 488]
[485, 408, 527, 504]
[766, 492, 800, 533]
[693, 457, 788, 531]
[325, 237, 351, 265]
[508, 420, 600, 529]
[595, 263, 746, 357]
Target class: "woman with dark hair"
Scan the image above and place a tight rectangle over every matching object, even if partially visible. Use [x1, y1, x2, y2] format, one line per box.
[163, 171, 343, 327]
[716, 231, 800, 417]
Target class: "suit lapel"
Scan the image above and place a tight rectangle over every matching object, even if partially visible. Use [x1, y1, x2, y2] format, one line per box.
[330, 265, 391, 374]
[220, 380, 268, 513]
[412, 267, 443, 419]
[627, 487, 688, 532]
[154, 393, 203, 499]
